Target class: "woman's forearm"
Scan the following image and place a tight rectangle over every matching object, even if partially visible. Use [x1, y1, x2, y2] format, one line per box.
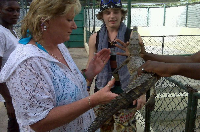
[30, 95, 95, 131]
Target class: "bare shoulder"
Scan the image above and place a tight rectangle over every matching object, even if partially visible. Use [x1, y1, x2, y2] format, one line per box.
[88, 33, 97, 52]
[88, 33, 97, 47]
[90, 32, 97, 38]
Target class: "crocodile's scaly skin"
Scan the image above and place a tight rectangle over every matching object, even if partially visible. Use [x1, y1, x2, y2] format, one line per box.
[88, 26, 157, 132]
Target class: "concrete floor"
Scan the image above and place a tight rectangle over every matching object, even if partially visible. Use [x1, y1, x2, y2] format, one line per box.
[0, 102, 7, 132]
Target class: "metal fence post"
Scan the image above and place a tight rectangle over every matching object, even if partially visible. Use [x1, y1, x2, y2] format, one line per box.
[188, 90, 198, 132]
[185, 86, 197, 132]
[185, 3, 189, 27]
[144, 90, 151, 132]
[127, 0, 131, 28]
[185, 86, 192, 132]
[162, 36, 164, 54]
[147, 7, 150, 27]
[163, 4, 166, 26]
[92, 0, 96, 34]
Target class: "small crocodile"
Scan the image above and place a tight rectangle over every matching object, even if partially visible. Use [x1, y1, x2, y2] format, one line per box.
[88, 26, 158, 132]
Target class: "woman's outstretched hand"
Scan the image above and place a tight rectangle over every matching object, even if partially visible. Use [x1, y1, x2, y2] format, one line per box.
[85, 48, 111, 81]
[90, 77, 118, 106]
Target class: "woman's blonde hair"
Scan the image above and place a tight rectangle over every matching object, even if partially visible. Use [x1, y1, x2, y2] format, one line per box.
[21, 0, 81, 42]
[96, 8, 127, 22]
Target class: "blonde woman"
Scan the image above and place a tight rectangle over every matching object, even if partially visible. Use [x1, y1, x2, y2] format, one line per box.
[0, 0, 118, 131]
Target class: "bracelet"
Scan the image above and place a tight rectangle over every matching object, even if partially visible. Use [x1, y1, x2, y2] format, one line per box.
[88, 97, 92, 109]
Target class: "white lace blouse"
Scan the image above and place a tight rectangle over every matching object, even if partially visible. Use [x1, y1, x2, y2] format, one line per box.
[0, 43, 97, 132]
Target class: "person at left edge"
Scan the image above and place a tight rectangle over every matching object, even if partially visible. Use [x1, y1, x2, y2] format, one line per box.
[0, 0, 118, 131]
[0, 0, 20, 131]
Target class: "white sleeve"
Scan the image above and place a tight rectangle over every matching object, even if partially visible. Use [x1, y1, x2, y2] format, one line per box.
[0, 32, 6, 57]
[6, 57, 55, 126]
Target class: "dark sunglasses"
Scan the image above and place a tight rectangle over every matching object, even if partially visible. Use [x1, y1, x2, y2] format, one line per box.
[101, 0, 121, 4]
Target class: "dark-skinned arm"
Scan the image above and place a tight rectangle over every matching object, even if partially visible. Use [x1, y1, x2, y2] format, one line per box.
[0, 57, 16, 117]
[138, 60, 200, 80]
[141, 49, 200, 63]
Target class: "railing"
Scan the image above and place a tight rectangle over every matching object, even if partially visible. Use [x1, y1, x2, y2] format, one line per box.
[138, 76, 200, 132]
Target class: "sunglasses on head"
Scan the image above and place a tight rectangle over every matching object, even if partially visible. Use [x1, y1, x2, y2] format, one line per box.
[101, 0, 121, 5]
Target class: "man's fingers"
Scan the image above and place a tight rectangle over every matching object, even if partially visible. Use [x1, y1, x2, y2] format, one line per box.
[116, 52, 127, 56]
[115, 39, 127, 47]
[115, 44, 125, 51]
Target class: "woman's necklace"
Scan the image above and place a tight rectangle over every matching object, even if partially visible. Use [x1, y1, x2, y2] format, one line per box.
[36, 42, 62, 60]
[48, 52, 62, 60]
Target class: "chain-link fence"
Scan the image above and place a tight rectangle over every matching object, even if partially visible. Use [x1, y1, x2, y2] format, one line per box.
[84, 2, 200, 42]
[135, 76, 200, 132]
[84, 3, 200, 27]
[142, 35, 200, 55]
[133, 36, 200, 132]
[127, 3, 200, 28]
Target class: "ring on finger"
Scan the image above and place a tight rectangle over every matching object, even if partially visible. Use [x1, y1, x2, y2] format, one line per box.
[142, 68, 147, 73]
[107, 84, 110, 87]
